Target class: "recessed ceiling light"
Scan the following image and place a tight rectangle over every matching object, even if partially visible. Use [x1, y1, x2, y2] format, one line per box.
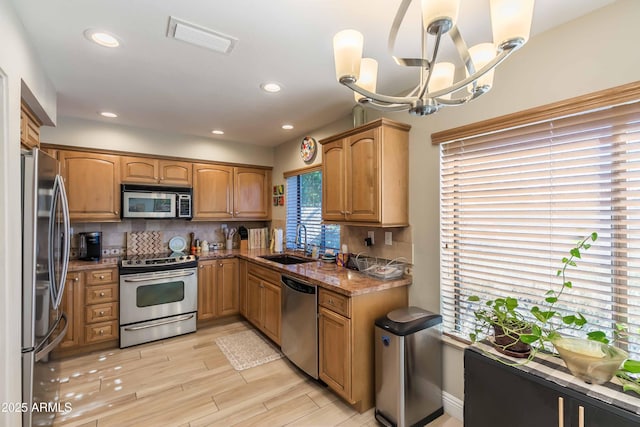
[99, 111, 118, 118]
[261, 82, 282, 93]
[282, 124, 294, 130]
[84, 29, 120, 48]
[211, 129, 224, 135]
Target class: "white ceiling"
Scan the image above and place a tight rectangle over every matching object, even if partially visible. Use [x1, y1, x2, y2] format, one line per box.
[12, 0, 613, 147]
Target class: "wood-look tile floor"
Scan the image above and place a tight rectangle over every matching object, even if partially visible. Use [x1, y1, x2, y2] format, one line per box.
[54, 319, 462, 427]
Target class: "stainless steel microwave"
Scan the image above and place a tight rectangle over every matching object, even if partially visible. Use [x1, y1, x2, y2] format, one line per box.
[121, 184, 192, 219]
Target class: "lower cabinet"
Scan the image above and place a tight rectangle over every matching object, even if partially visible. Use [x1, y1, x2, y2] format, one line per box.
[246, 262, 281, 345]
[464, 348, 640, 427]
[197, 258, 239, 322]
[54, 267, 119, 357]
[318, 286, 408, 413]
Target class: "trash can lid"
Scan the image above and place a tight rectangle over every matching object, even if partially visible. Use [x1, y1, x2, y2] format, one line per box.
[375, 306, 442, 336]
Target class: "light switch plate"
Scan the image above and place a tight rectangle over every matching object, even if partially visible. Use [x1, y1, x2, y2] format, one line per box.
[385, 232, 392, 245]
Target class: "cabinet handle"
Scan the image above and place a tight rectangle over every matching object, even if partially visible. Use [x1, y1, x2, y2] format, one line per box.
[114, 210, 119, 215]
[200, 265, 205, 269]
[74, 277, 79, 282]
[558, 397, 564, 427]
[578, 405, 584, 427]
[99, 311, 105, 316]
[99, 329, 104, 335]
[99, 275, 105, 279]
[99, 292, 105, 297]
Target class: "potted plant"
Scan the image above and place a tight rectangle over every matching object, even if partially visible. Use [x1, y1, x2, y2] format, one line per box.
[468, 295, 533, 358]
[468, 232, 640, 393]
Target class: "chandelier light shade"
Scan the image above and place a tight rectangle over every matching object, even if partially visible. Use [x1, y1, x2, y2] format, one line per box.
[332, 0, 535, 116]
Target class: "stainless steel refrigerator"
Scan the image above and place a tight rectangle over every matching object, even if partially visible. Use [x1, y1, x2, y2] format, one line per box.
[21, 148, 70, 427]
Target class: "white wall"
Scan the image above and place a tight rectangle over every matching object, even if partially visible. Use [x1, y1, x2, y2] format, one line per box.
[0, 0, 57, 425]
[361, 0, 640, 402]
[41, 116, 275, 167]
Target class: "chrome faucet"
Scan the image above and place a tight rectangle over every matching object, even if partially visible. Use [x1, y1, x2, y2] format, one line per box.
[295, 223, 307, 254]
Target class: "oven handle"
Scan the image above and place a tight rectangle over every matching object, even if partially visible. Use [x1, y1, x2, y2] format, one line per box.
[122, 314, 195, 331]
[123, 271, 196, 283]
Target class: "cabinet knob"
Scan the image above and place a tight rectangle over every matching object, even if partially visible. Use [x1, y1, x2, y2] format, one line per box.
[114, 211, 119, 215]
[99, 329, 104, 335]
[235, 211, 239, 215]
[99, 292, 105, 297]
[219, 263, 223, 267]
[200, 265, 204, 268]
[99, 275, 105, 279]
[74, 277, 79, 282]
[99, 311, 105, 316]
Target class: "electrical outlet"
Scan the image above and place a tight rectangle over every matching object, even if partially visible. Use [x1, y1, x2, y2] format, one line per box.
[385, 231, 392, 245]
[367, 231, 375, 245]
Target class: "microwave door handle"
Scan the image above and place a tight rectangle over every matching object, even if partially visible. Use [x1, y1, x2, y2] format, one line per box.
[53, 174, 71, 310]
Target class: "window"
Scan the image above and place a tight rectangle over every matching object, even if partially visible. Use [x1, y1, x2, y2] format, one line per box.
[285, 168, 340, 251]
[439, 91, 640, 359]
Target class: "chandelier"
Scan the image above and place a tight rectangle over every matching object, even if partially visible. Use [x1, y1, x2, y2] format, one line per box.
[333, 0, 535, 116]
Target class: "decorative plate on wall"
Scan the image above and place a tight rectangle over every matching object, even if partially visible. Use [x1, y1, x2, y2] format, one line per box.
[300, 136, 317, 163]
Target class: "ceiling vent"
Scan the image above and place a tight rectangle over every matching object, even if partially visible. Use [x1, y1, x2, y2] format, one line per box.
[167, 17, 237, 55]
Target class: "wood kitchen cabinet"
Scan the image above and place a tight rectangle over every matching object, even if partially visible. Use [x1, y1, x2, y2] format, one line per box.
[246, 262, 281, 345]
[53, 267, 119, 358]
[192, 164, 271, 221]
[464, 348, 640, 427]
[121, 155, 192, 186]
[238, 259, 248, 317]
[318, 286, 408, 412]
[58, 150, 121, 222]
[20, 103, 41, 150]
[197, 258, 239, 323]
[320, 118, 410, 226]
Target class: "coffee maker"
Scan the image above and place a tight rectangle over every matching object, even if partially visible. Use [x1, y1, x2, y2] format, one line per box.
[78, 232, 102, 260]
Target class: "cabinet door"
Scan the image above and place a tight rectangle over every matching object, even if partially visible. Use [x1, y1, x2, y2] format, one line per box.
[234, 167, 270, 219]
[159, 160, 192, 186]
[568, 398, 639, 427]
[197, 260, 217, 321]
[59, 151, 121, 221]
[193, 163, 234, 219]
[262, 280, 281, 345]
[246, 274, 263, 328]
[346, 128, 379, 222]
[464, 349, 559, 427]
[319, 306, 352, 401]
[322, 140, 347, 221]
[20, 105, 40, 149]
[239, 259, 248, 317]
[58, 272, 83, 349]
[120, 156, 158, 184]
[216, 258, 239, 316]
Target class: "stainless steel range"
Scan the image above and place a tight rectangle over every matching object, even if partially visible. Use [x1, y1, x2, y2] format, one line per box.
[119, 252, 198, 348]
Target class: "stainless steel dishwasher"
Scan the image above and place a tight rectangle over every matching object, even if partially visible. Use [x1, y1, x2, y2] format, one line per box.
[281, 275, 318, 379]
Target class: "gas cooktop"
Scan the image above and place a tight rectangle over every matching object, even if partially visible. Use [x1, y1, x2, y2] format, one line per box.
[120, 252, 197, 269]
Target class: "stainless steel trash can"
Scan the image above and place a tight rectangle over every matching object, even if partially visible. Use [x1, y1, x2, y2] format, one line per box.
[375, 307, 443, 427]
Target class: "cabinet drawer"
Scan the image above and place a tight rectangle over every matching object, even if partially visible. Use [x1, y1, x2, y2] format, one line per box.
[85, 268, 117, 285]
[84, 320, 118, 344]
[85, 283, 118, 305]
[319, 288, 351, 318]
[248, 262, 280, 285]
[85, 302, 118, 324]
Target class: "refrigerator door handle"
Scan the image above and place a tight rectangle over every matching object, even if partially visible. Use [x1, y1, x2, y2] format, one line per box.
[55, 174, 71, 310]
[34, 312, 67, 362]
[48, 174, 70, 311]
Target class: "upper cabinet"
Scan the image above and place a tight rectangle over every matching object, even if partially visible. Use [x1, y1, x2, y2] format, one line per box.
[234, 167, 271, 219]
[20, 103, 41, 150]
[320, 118, 410, 227]
[121, 156, 192, 187]
[192, 164, 271, 221]
[59, 150, 121, 222]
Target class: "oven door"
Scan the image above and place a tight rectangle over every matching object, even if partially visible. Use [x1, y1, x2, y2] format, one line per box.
[119, 268, 197, 325]
[122, 191, 176, 218]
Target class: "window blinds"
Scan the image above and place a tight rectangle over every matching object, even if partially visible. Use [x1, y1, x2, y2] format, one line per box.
[440, 101, 640, 358]
[285, 170, 340, 251]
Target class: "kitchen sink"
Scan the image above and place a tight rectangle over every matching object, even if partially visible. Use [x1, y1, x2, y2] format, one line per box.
[258, 254, 315, 265]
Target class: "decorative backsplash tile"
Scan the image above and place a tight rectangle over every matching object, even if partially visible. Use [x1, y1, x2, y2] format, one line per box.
[126, 231, 163, 255]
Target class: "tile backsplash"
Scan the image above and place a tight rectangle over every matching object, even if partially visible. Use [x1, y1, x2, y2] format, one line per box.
[70, 220, 268, 258]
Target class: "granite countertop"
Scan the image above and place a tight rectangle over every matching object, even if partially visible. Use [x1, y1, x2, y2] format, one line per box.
[68, 249, 412, 297]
